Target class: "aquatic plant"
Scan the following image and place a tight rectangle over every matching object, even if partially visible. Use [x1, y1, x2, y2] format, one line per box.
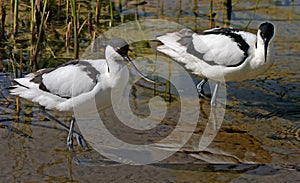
[70, 0, 79, 59]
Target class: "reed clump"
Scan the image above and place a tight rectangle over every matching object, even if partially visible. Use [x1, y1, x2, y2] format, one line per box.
[0, 0, 117, 73]
[0, 0, 237, 75]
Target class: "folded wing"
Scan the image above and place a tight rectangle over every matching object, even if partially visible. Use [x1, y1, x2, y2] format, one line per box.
[157, 28, 255, 74]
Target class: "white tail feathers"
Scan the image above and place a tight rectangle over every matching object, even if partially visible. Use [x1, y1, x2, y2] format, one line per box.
[10, 77, 66, 110]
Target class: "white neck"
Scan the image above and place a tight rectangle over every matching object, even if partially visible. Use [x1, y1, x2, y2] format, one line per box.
[250, 34, 274, 75]
[105, 45, 126, 75]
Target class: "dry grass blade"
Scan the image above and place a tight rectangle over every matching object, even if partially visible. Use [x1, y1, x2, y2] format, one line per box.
[31, 0, 48, 70]
[70, 0, 79, 59]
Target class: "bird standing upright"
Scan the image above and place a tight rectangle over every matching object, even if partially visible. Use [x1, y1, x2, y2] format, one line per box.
[157, 22, 275, 105]
[10, 38, 154, 150]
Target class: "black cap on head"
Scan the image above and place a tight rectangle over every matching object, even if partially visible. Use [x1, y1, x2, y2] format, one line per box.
[259, 22, 275, 62]
[108, 38, 130, 57]
[259, 22, 274, 43]
[107, 38, 156, 84]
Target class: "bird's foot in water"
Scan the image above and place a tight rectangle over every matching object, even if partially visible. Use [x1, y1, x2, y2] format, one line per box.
[67, 131, 89, 151]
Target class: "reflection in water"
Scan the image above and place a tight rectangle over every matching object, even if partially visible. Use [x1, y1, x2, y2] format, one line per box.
[224, 0, 232, 26]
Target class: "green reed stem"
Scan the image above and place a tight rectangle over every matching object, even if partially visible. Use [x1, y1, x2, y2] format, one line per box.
[66, 0, 69, 26]
[13, 0, 18, 35]
[210, 0, 213, 28]
[109, 0, 113, 27]
[29, 0, 34, 68]
[9, 59, 17, 78]
[36, 0, 48, 52]
[15, 96, 20, 118]
[66, 22, 71, 52]
[95, 0, 101, 24]
[225, 0, 232, 21]
[32, 0, 48, 70]
[70, 0, 79, 59]
[30, 0, 34, 33]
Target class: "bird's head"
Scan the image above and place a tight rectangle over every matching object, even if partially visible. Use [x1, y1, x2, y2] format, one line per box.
[257, 22, 275, 62]
[106, 38, 155, 83]
[106, 37, 131, 62]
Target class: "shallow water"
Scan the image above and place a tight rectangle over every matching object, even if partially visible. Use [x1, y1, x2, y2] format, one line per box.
[1, 0, 300, 182]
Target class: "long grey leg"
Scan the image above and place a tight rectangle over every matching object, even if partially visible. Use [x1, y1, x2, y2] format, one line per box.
[42, 108, 88, 150]
[196, 78, 208, 97]
[67, 118, 75, 151]
[211, 82, 220, 106]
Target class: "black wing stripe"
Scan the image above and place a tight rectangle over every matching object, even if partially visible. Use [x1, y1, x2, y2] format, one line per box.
[181, 28, 250, 67]
[78, 61, 100, 84]
[202, 29, 250, 67]
[29, 68, 55, 92]
[29, 61, 100, 99]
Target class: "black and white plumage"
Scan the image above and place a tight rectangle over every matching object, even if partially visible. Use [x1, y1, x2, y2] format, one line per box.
[10, 38, 153, 150]
[157, 22, 275, 105]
